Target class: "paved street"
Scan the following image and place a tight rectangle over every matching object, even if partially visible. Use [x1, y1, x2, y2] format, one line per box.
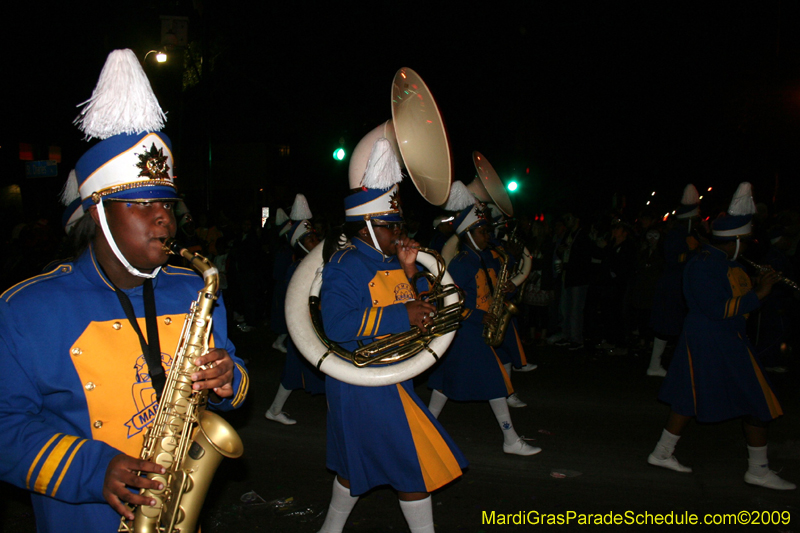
[3, 326, 798, 532]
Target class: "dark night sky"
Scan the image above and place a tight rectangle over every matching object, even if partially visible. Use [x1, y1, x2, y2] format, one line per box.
[5, 1, 800, 225]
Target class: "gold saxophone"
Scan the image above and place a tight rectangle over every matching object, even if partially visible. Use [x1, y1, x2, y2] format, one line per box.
[120, 239, 244, 533]
[483, 246, 519, 347]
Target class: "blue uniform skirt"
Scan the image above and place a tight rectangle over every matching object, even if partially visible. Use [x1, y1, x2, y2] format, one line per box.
[280, 340, 326, 395]
[326, 377, 467, 496]
[428, 321, 514, 401]
[496, 319, 528, 368]
[659, 314, 783, 423]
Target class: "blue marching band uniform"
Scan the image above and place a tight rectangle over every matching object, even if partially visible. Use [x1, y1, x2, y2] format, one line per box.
[428, 245, 514, 401]
[658, 244, 782, 423]
[321, 237, 466, 496]
[648, 182, 795, 491]
[0, 239, 249, 532]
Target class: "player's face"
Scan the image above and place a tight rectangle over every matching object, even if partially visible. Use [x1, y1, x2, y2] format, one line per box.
[369, 220, 404, 256]
[104, 201, 177, 272]
[470, 225, 491, 251]
[302, 233, 321, 252]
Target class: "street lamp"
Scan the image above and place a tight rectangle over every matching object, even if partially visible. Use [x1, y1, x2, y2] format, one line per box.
[144, 50, 167, 63]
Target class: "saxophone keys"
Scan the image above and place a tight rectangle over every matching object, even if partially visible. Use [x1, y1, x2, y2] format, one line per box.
[139, 495, 162, 518]
[156, 451, 175, 469]
[150, 474, 168, 494]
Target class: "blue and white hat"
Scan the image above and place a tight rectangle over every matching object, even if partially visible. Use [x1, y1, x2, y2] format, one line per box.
[287, 194, 315, 250]
[676, 184, 700, 219]
[446, 181, 488, 236]
[344, 138, 403, 223]
[72, 49, 178, 278]
[712, 182, 755, 240]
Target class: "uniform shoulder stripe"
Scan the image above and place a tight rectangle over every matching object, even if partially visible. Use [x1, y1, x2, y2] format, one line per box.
[331, 247, 355, 264]
[1, 264, 73, 302]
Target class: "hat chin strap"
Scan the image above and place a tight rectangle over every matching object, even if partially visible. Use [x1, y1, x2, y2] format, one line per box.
[732, 237, 741, 261]
[466, 231, 480, 251]
[366, 219, 386, 257]
[96, 199, 161, 279]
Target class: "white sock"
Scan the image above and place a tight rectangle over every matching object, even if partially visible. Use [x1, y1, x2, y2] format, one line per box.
[747, 445, 770, 477]
[489, 397, 519, 445]
[651, 428, 681, 460]
[267, 384, 292, 416]
[648, 337, 667, 370]
[399, 496, 434, 533]
[427, 390, 448, 419]
[318, 478, 359, 533]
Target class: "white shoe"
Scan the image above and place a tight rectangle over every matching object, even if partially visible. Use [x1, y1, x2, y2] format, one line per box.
[647, 453, 692, 473]
[265, 410, 296, 425]
[744, 470, 797, 490]
[513, 363, 538, 372]
[504, 437, 542, 456]
[272, 339, 288, 353]
[506, 393, 527, 408]
[646, 366, 667, 377]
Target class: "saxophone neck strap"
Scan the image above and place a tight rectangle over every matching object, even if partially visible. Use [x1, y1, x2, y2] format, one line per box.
[111, 278, 166, 400]
[479, 252, 495, 295]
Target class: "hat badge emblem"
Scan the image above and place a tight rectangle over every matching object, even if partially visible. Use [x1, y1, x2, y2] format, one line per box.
[136, 143, 171, 180]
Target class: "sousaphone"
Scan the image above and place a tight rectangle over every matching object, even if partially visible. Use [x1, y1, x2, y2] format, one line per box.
[286, 68, 462, 386]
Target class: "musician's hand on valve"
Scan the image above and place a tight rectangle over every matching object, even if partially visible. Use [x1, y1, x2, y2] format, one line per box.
[104, 453, 166, 520]
[482, 312, 498, 326]
[503, 280, 517, 294]
[406, 300, 437, 331]
[755, 269, 782, 300]
[191, 348, 235, 397]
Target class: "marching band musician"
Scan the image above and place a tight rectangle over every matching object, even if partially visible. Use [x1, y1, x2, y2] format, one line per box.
[648, 183, 795, 490]
[265, 195, 326, 425]
[646, 184, 702, 376]
[269, 207, 293, 352]
[316, 138, 466, 533]
[0, 49, 249, 531]
[485, 204, 538, 410]
[427, 183, 541, 457]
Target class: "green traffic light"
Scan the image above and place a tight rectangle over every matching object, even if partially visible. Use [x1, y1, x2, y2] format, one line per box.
[507, 181, 518, 192]
[333, 148, 346, 161]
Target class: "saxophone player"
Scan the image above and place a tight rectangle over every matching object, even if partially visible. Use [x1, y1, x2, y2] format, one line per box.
[0, 50, 249, 532]
[427, 189, 541, 456]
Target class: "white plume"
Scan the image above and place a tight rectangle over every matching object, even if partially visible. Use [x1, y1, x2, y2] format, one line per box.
[74, 49, 166, 140]
[681, 184, 700, 206]
[290, 194, 313, 220]
[60, 169, 80, 206]
[361, 138, 402, 190]
[728, 182, 756, 216]
[444, 181, 475, 211]
[275, 208, 289, 226]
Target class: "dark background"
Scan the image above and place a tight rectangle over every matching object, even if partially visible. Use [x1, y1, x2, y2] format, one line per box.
[5, 1, 800, 230]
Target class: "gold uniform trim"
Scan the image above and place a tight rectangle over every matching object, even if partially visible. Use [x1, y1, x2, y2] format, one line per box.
[34, 435, 80, 495]
[26, 434, 61, 490]
[52, 439, 87, 497]
[231, 363, 249, 408]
